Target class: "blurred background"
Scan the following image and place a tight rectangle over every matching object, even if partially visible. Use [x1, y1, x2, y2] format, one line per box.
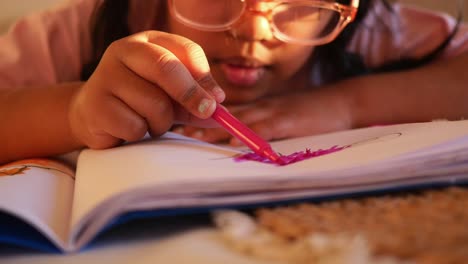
[0, 0, 467, 33]
[0, 0, 64, 32]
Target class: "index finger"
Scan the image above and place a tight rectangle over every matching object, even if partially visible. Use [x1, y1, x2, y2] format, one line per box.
[115, 31, 225, 119]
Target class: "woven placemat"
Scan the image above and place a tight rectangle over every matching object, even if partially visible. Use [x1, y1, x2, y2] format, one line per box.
[252, 187, 468, 263]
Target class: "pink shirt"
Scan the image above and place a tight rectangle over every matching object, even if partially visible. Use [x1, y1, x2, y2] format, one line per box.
[0, 0, 467, 88]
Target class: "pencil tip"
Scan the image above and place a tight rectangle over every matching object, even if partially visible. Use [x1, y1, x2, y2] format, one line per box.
[262, 148, 285, 165]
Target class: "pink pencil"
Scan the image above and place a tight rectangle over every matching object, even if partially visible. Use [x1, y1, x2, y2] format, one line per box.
[211, 104, 281, 164]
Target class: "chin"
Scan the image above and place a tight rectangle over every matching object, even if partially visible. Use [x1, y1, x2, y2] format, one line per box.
[221, 84, 270, 104]
[212, 71, 273, 104]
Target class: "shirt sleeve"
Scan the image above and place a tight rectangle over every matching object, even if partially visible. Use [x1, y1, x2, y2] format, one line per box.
[348, 2, 468, 68]
[0, 0, 97, 89]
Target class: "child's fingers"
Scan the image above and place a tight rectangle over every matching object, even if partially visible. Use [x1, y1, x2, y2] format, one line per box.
[145, 31, 225, 103]
[77, 95, 146, 149]
[248, 118, 293, 142]
[108, 63, 175, 137]
[110, 31, 222, 120]
[172, 106, 219, 127]
[227, 104, 273, 125]
[173, 125, 231, 143]
[202, 128, 232, 143]
[112, 40, 215, 119]
[92, 96, 148, 143]
[73, 57, 178, 148]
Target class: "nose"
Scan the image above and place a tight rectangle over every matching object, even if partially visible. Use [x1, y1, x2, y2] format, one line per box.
[229, 6, 274, 42]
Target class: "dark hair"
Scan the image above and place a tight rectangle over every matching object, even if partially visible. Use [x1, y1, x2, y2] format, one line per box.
[81, 0, 130, 80]
[81, 0, 461, 84]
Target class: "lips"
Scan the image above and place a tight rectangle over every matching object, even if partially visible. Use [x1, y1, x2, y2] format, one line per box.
[215, 57, 269, 86]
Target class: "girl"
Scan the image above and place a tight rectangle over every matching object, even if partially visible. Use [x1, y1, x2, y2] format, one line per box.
[0, 0, 467, 164]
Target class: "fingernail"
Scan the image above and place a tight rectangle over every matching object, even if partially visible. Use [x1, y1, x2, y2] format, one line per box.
[191, 130, 204, 139]
[212, 86, 225, 102]
[198, 98, 214, 115]
[197, 74, 225, 103]
[173, 127, 184, 134]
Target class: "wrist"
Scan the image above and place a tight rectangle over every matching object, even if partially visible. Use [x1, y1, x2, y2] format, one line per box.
[300, 85, 355, 133]
[319, 83, 356, 131]
[334, 77, 373, 129]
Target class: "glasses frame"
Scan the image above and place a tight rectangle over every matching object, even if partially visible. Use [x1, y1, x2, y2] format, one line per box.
[169, 0, 360, 46]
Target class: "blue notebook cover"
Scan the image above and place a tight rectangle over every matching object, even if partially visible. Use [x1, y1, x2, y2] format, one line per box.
[2, 181, 466, 253]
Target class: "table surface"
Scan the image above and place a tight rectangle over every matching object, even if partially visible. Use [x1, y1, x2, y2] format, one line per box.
[0, 215, 277, 264]
[3, 186, 468, 264]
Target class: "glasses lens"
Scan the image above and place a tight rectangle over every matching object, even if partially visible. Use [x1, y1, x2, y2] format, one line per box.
[272, 4, 341, 42]
[172, 0, 244, 29]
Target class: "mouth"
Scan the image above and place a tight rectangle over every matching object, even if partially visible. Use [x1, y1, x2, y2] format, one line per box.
[213, 57, 271, 87]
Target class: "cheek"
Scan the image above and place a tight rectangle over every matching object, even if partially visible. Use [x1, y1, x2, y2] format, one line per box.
[167, 16, 218, 46]
[276, 45, 315, 79]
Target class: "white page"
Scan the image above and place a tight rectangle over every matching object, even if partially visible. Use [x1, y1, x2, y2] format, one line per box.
[0, 159, 75, 250]
[70, 120, 468, 247]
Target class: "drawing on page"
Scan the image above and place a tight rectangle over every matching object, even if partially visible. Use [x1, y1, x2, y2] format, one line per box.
[0, 158, 75, 179]
[234, 132, 403, 165]
[234, 145, 347, 165]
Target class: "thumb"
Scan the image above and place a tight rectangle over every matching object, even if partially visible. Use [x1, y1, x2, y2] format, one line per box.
[173, 104, 219, 128]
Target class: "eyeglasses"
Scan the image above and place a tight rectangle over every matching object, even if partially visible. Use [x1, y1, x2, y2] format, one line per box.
[168, 0, 359, 46]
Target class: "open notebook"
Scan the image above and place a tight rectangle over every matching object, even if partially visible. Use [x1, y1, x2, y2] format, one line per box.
[1, 120, 468, 253]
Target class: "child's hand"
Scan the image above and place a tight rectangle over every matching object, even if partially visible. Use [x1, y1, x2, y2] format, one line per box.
[69, 31, 225, 149]
[173, 90, 353, 145]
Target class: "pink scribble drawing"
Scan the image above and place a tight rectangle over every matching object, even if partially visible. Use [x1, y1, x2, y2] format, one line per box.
[233, 132, 402, 166]
[234, 145, 347, 166]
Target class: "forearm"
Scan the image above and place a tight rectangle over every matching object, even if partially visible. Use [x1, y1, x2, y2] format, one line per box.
[0, 83, 84, 164]
[340, 52, 468, 128]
